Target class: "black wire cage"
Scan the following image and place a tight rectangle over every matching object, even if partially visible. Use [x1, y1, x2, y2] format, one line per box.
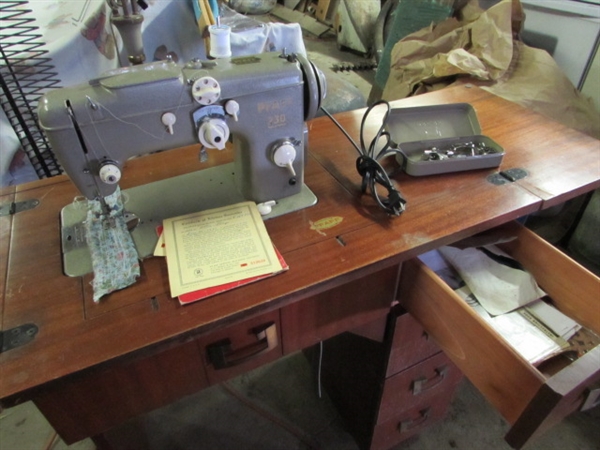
[1, 0, 62, 179]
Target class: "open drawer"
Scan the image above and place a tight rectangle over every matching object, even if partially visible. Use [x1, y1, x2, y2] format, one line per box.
[398, 221, 600, 449]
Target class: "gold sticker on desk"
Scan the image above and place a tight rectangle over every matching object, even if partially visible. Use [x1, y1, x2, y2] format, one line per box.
[310, 217, 343, 234]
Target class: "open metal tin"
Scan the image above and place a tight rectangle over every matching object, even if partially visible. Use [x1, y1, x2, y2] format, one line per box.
[386, 103, 504, 176]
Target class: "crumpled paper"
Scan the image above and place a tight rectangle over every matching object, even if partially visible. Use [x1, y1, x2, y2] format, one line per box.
[382, 0, 600, 139]
[478, 42, 599, 139]
[438, 245, 546, 316]
[382, 0, 516, 99]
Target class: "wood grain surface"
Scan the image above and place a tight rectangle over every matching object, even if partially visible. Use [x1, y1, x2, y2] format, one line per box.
[1, 85, 598, 412]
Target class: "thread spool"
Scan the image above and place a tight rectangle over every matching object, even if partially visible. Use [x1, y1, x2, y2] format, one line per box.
[209, 25, 232, 58]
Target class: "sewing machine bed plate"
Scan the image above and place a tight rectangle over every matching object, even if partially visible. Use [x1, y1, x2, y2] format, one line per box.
[60, 162, 317, 277]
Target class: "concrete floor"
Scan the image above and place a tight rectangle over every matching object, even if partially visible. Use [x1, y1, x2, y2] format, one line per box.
[1, 352, 600, 450]
[2, 10, 600, 450]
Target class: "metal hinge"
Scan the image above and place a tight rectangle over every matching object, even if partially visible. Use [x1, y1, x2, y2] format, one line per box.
[0, 323, 38, 353]
[0, 199, 39, 216]
[487, 168, 528, 185]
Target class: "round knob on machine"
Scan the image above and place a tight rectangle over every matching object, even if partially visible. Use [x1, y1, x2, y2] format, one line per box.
[273, 142, 297, 177]
[257, 200, 276, 216]
[192, 77, 221, 105]
[198, 118, 230, 150]
[225, 100, 240, 121]
[99, 162, 121, 185]
[161, 112, 176, 134]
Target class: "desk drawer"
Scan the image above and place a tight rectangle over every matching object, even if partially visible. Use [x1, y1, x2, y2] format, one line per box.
[399, 221, 600, 449]
[198, 309, 282, 385]
[387, 307, 443, 376]
[378, 351, 462, 425]
[370, 392, 455, 450]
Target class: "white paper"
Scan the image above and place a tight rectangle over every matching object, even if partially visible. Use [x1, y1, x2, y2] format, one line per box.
[162, 202, 282, 297]
[525, 299, 582, 341]
[438, 245, 546, 316]
[489, 311, 562, 364]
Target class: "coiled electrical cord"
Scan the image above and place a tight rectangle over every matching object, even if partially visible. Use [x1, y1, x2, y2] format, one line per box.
[320, 101, 407, 216]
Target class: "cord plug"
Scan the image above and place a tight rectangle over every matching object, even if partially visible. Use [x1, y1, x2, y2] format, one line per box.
[384, 188, 406, 216]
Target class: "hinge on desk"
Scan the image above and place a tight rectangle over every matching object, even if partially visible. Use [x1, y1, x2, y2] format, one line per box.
[487, 168, 528, 185]
[0, 199, 39, 216]
[0, 323, 39, 353]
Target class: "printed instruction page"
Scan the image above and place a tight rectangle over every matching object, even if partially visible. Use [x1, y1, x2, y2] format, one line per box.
[162, 201, 282, 297]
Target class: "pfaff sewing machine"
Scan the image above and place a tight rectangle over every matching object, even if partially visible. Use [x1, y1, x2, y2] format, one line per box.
[38, 51, 326, 276]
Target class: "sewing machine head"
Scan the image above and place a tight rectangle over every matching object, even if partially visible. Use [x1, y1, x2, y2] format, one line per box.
[38, 51, 326, 205]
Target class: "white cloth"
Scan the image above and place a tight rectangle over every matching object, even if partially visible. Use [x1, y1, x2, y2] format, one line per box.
[142, 1, 305, 60]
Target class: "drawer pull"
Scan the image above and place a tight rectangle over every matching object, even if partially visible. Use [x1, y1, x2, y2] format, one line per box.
[207, 322, 278, 369]
[581, 384, 600, 411]
[412, 365, 448, 395]
[398, 408, 430, 433]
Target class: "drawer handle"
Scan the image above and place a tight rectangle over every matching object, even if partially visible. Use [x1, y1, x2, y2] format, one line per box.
[412, 365, 448, 395]
[207, 322, 278, 369]
[398, 408, 430, 433]
[581, 385, 600, 411]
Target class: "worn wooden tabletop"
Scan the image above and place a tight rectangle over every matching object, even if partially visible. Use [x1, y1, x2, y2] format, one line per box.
[1, 85, 598, 402]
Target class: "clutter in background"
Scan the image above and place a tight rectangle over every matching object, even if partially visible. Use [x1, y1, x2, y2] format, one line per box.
[2, 0, 599, 189]
[378, 0, 600, 140]
[225, 0, 277, 15]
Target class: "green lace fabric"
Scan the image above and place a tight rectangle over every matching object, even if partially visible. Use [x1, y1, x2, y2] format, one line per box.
[85, 187, 140, 302]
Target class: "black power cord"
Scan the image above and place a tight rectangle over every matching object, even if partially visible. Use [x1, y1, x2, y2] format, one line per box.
[320, 101, 407, 216]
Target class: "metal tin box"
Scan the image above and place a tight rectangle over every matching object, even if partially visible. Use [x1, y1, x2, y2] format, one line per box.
[386, 103, 504, 176]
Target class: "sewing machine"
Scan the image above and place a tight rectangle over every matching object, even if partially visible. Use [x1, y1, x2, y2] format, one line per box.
[38, 51, 327, 276]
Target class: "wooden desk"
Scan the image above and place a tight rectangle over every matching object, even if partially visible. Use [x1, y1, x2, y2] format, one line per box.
[1, 86, 599, 449]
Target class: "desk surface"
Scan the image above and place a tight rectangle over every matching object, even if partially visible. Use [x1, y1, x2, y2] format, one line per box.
[1, 85, 599, 401]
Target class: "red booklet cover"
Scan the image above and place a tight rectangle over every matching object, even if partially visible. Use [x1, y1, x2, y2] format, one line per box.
[178, 247, 288, 305]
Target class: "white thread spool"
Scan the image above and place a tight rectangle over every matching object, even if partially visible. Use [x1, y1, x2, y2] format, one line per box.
[209, 25, 232, 58]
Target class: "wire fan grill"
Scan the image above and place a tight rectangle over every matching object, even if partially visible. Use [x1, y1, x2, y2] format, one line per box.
[1, 0, 62, 178]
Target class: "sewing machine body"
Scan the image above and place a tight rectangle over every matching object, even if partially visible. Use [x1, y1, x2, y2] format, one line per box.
[38, 51, 325, 204]
[38, 52, 325, 276]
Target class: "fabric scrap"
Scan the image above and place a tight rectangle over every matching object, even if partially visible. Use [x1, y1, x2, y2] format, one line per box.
[85, 187, 140, 302]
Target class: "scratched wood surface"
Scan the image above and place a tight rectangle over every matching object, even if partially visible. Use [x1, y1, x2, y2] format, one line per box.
[1, 86, 598, 404]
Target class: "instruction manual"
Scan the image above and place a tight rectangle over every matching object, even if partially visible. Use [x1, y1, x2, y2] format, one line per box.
[162, 201, 284, 298]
